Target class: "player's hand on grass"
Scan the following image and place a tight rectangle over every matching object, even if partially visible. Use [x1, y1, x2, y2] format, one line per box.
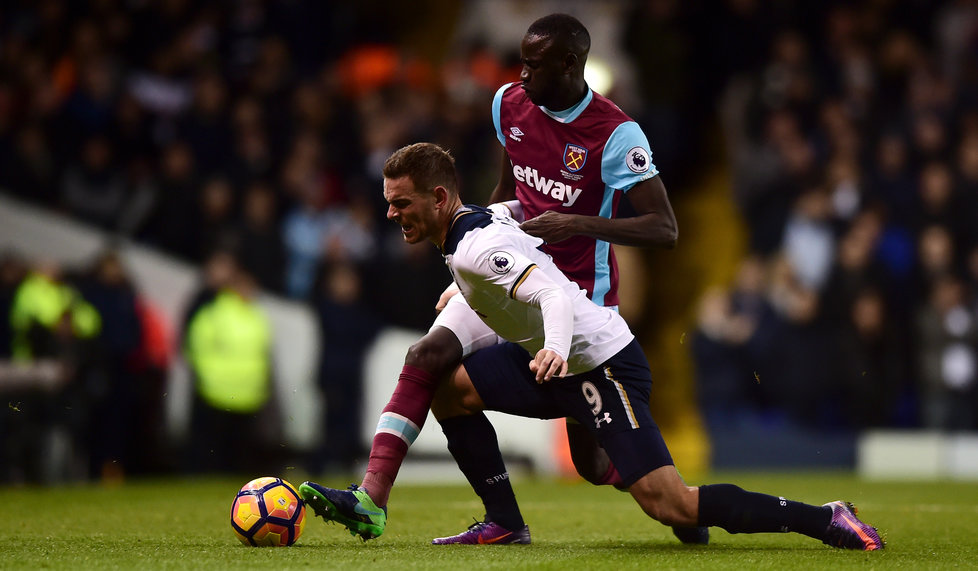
[529, 349, 568, 383]
[520, 211, 579, 244]
[435, 282, 461, 312]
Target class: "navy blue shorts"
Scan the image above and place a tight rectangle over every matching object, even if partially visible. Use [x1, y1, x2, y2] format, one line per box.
[463, 338, 674, 487]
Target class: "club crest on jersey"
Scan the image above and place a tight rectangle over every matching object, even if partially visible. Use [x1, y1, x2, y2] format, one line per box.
[626, 146, 651, 174]
[563, 143, 588, 172]
[487, 251, 515, 275]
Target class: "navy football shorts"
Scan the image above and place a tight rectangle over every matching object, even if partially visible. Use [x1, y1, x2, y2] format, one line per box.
[463, 338, 674, 487]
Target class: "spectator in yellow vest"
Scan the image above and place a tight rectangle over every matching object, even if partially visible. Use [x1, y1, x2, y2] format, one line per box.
[9, 261, 101, 361]
[183, 253, 278, 474]
[4, 260, 101, 484]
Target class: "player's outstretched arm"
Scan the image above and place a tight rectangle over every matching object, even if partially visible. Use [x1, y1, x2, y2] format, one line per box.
[520, 176, 678, 248]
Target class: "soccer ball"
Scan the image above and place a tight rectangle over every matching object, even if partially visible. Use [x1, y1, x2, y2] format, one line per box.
[230, 476, 306, 546]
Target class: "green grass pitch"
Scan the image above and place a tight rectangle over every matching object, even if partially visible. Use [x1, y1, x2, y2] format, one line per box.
[1, 471, 976, 569]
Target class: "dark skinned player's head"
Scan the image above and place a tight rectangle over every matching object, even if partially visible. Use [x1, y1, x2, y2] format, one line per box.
[519, 14, 591, 111]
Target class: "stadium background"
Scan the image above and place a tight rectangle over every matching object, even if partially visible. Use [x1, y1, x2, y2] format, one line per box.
[2, 0, 978, 485]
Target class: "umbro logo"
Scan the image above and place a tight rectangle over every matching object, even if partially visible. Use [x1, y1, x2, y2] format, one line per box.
[509, 127, 524, 142]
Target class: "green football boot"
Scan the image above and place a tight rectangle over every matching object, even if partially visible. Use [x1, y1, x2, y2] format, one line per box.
[299, 482, 387, 540]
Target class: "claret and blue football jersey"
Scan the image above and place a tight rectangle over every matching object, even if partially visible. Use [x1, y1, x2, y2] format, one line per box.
[492, 82, 659, 308]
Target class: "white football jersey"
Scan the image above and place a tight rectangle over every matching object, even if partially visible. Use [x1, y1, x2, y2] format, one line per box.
[441, 206, 634, 375]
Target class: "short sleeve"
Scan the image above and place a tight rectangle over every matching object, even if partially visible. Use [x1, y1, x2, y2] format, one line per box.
[491, 83, 512, 147]
[601, 121, 658, 192]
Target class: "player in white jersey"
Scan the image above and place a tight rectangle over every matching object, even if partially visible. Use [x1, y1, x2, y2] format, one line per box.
[300, 143, 884, 551]
[442, 205, 633, 374]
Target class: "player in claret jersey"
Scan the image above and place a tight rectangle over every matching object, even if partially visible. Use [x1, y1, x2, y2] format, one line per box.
[489, 15, 669, 309]
[482, 11, 699, 536]
[460, 12, 710, 543]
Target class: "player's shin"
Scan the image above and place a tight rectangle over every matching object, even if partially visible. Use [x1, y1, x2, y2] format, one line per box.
[441, 413, 525, 532]
[697, 483, 831, 538]
[361, 365, 437, 507]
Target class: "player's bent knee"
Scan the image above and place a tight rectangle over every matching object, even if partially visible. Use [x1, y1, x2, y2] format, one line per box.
[405, 328, 463, 378]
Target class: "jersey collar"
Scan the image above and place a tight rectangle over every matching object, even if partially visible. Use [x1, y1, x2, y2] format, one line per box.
[540, 88, 592, 124]
[441, 205, 493, 256]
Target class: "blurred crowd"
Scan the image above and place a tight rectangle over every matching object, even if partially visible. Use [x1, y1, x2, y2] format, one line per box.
[0, 249, 169, 483]
[694, 0, 978, 435]
[0, 0, 491, 305]
[0, 0, 479, 483]
[2, 0, 978, 482]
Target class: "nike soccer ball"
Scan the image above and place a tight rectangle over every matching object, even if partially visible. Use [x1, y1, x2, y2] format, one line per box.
[230, 476, 306, 546]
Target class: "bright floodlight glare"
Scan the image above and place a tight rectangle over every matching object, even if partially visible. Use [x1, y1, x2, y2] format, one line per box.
[584, 57, 614, 95]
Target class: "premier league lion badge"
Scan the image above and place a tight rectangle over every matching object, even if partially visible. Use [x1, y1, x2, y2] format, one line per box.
[488, 251, 515, 275]
[563, 143, 588, 172]
[626, 146, 651, 174]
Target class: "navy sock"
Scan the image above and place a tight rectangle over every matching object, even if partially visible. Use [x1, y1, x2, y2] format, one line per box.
[440, 413, 524, 532]
[698, 484, 832, 539]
